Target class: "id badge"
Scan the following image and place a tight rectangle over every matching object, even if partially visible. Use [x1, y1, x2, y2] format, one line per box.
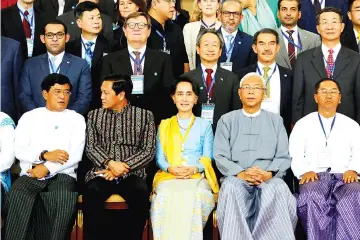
[26, 38, 34, 57]
[317, 148, 331, 168]
[220, 62, 233, 71]
[161, 49, 171, 54]
[131, 75, 144, 94]
[201, 103, 215, 124]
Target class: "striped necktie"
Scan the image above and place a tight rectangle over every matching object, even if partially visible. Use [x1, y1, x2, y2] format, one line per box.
[84, 41, 94, 67]
[263, 67, 271, 98]
[286, 30, 296, 67]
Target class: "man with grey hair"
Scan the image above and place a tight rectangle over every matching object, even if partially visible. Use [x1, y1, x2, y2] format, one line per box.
[214, 72, 297, 240]
[180, 28, 240, 131]
[217, 0, 256, 72]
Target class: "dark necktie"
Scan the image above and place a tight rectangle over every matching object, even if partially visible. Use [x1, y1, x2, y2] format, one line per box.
[326, 49, 334, 78]
[313, 0, 321, 14]
[286, 30, 296, 67]
[133, 51, 143, 75]
[23, 10, 31, 38]
[205, 69, 214, 99]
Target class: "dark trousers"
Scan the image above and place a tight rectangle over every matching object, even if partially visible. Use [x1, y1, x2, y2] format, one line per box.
[83, 176, 150, 240]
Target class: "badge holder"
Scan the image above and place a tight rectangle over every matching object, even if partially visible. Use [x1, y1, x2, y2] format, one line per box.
[201, 103, 215, 124]
[220, 62, 233, 71]
[131, 75, 144, 94]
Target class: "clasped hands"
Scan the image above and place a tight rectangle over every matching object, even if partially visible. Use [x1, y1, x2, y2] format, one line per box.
[300, 170, 358, 184]
[237, 166, 272, 186]
[95, 160, 130, 181]
[168, 166, 198, 179]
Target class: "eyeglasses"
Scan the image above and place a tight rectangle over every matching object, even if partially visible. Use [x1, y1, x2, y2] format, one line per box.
[318, 21, 341, 27]
[240, 86, 265, 92]
[52, 89, 71, 97]
[317, 90, 340, 96]
[221, 11, 241, 18]
[125, 22, 148, 29]
[44, 32, 66, 39]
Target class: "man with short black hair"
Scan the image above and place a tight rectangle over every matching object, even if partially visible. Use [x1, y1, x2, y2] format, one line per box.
[5, 73, 86, 240]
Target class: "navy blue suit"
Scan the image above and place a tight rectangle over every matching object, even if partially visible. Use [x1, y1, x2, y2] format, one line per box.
[19, 52, 92, 115]
[1, 37, 23, 121]
[298, 0, 349, 34]
[218, 28, 257, 72]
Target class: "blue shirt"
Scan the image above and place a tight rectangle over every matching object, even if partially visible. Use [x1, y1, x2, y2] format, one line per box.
[156, 117, 214, 173]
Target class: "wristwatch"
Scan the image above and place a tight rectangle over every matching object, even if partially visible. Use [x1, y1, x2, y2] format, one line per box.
[40, 150, 48, 161]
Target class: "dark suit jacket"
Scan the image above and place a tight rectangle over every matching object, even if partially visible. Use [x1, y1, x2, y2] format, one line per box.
[173, 9, 189, 30]
[100, 48, 176, 124]
[341, 25, 358, 53]
[34, 0, 77, 20]
[57, 10, 113, 42]
[67, 35, 113, 110]
[180, 67, 240, 131]
[1, 37, 23, 121]
[218, 28, 256, 72]
[19, 52, 92, 115]
[293, 46, 360, 124]
[1, 5, 47, 59]
[298, 0, 349, 34]
[236, 64, 293, 134]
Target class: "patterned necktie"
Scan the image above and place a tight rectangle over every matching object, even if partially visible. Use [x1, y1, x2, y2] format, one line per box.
[286, 30, 296, 67]
[205, 69, 214, 99]
[263, 66, 271, 98]
[326, 49, 334, 78]
[22, 10, 31, 38]
[84, 41, 94, 67]
[313, 0, 321, 14]
[133, 51, 143, 75]
[225, 35, 234, 61]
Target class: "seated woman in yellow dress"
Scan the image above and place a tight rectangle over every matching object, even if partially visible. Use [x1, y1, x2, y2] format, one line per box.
[150, 78, 219, 240]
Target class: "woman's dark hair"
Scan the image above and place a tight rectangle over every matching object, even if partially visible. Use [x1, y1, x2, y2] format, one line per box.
[41, 73, 72, 92]
[171, 78, 200, 96]
[102, 74, 133, 99]
[115, 0, 147, 26]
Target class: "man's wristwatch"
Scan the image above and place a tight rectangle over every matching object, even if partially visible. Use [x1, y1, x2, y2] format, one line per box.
[40, 150, 48, 161]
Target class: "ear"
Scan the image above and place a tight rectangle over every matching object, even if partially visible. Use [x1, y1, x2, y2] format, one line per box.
[275, 43, 280, 54]
[347, 11, 352, 21]
[194, 95, 198, 105]
[298, 10, 302, 20]
[65, 33, 70, 43]
[172, 94, 176, 103]
[40, 35, 46, 44]
[238, 88, 241, 100]
[277, 10, 280, 20]
[42, 90, 48, 101]
[252, 44, 258, 54]
[196, 45, 200, 55]
[338, 93, 342, 104]
[76, 18, 82, 28]
[316, 24, 320, 35]
[314, 94, 319, 104]
[340, 22, 345, 33]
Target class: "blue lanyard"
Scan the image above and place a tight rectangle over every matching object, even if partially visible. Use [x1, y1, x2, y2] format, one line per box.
[201, 19, 215, 29]
[256, 64, 278, 89]
[323, 56, 336, 78]
[129, 52, 145, 68]
[225, 37, 235, 62]
[318, 113, 336, 146]
[81, 40, 94, 56]
[281, 30, 302, 50]
[200, 66, 215, 101]
[18, 8, 34, 29]
[155, 30, 167, 50]
[48, 58, 61, 74]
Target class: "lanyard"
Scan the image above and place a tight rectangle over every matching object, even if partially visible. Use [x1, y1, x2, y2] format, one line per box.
[318, 113, 336, 146]
[177, 115, 196, 152]
[281, 30, 303, 50]
[201, 19, 215, 29]
[201, 66, 216, 102]
[81, 40, 94, 57]
[155, 30, 167, 50]
[18, 8, 34, 33]
[225, 37, 235, 62]
[323, 56, 336, 78]
[256, 64, 278, 89]
[48, 58, 61, 73]
[129, 52, 145, 68]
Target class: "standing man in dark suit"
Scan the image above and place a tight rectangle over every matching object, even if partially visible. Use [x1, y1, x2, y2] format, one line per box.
[20, 20, 92, 115]
[293, 7, 360, 124]
[341, 0, 360, 53]
[276, 0, 321, 69]
[237, 29, 293, 133]
[34, 0, 77, 20]
[217, 0, 256, 72]
[1, 0, 47, 59]
[1, 37, 23, 121]
[298, 0, 349, 34]
[57, 0, 113, 42]
[101, 12, 175, 125]
[180, 28, 240, 131]
[67, 1, 113, 110]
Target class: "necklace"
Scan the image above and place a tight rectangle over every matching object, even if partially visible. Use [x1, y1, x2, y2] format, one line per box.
[176, 114, 191, 130]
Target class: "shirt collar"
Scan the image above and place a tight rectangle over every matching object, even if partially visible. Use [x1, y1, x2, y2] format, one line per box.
[200, 63, 217, 75]
[257, 61, 277, 71]
[321, 43, 342, 56]
[242, 109, 261, 117]
[47, 51, 65, 63]
[81, 35, 98, 45]
[220, 27, 238, 39]
[280, 25, 298, 36]
[127, 45, 147, 56]
[17, 2, 34, 16]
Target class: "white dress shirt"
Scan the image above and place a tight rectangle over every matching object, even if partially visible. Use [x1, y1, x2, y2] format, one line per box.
[81, 35, 97, 59]
[200, 63, 217, 81]
[0, 113, 15, 173]
[321, 43, 341, 66]
[47, 51, 65, 73]
[290, 112, 360, 179]
[15, 108, 86, 179]
[58, 0, 65, 15]
[128, 45, 146, 74]
[257, 61, 281, 115]
[280, 25, 299, 56]
[311, 0, 325, 9]
[221, 27, 238, 42]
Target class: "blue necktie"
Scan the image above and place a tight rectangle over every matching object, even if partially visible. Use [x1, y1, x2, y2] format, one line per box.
[84, 41, 94, 67]
[226, 35, 234, 61]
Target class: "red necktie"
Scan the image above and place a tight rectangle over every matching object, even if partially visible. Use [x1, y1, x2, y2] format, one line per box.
[22, 10, 31, 38]
[205, 69, 214, 99]
[326, 49, 334, 78]
[286, 30, 296, 67]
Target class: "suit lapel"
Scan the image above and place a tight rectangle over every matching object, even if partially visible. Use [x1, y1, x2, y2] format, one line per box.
[73, 39, 82, 58]
[92, 38, 105, 67]
[277, 28, 291, 68]
[40, 54, 50, 75]
[51, 0, 59, 13]
[230, 31, 243, 61]
[120, 50, 133, 75]
[10, 6, 25, 39]
[213, 68, 226, 103]
[298, 28, 309, 54]
[311, 47, 327, 79]
[59, 53, 71, 76]
[333, 47, 349, 79]
[278, 66, 288, 114]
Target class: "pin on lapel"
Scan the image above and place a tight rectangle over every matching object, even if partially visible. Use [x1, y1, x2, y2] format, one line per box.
[154, 72, 157, 76]
[220, 78, 224, 81]
[238, 41, 241, 44]
[284, 74, 287, 77]
[67, 61, 70, 64]
[200, 87, 204, 90]
[71, 22, 74, 25]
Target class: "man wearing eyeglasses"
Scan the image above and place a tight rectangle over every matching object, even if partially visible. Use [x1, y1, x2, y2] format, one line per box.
[217, 0, 256, 72]
[214, 72, 297, 240]
[5, 73, 86, 240]
[101, 12, 175, 125]
[290, 78, 360, 240]
[293, 7, 360, 125]
[19, 20, 92, 116]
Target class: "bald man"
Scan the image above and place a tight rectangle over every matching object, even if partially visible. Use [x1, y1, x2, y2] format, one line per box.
[214, 72, 297, 240]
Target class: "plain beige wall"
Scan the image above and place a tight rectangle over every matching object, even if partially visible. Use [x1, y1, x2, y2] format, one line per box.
[181, 0, 194, 16]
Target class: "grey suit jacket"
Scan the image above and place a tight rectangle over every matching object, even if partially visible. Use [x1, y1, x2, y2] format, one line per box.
[57, 10, 113, 42]
[292, 46, 360, 124]
[276, 27, 321, 69]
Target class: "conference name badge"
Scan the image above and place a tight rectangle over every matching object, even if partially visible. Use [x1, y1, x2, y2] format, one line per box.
[26, 38, 34, 57]
[131, 75, 144, 94]
[201, 103, 215, 124]
[220, 62, 233, 72]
